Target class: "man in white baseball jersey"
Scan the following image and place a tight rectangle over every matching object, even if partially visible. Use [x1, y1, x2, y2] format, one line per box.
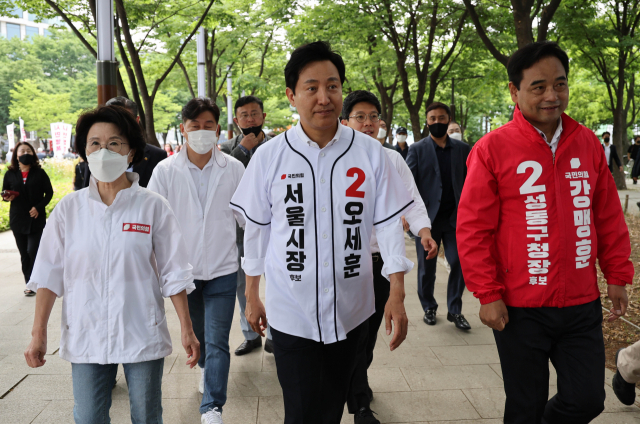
[341, 90, 437, 424]
[229, 41, 414, 424]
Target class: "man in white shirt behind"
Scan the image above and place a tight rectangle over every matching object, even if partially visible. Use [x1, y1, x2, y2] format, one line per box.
[230, 41, 414, 424]
[148, 98, 245, 424]
[340, 90, 437, 424]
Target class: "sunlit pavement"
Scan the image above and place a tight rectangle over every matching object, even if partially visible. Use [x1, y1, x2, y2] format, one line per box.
[1, 230, 639, 423]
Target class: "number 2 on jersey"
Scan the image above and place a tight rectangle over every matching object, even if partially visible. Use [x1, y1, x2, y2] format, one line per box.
[517, 161, 546, 195]
[346, 167, 365, 198]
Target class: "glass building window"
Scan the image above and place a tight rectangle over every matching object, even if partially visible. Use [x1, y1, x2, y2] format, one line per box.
[25, 26, 39, 39]
[10, 7, 23, 19]
[44, 29, 51, 37]
[6, 24, 21, 39]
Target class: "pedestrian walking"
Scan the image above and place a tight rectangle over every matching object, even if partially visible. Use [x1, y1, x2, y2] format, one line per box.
[148, 97, 245, 424]
[457, 41, 634, 424]
[2, 141, 53, 296]
[406, 102, 472, 330]
[230, 41, 414, 424]
[341, 90, 436, 424]
[23, 105, 200, 424]
[602, 131, 623, 174]
[219, 95, 275, 356]
[394, 127, 409, 159]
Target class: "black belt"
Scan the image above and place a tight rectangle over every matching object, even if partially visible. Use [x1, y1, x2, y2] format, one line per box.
[372, 252, 382, 262]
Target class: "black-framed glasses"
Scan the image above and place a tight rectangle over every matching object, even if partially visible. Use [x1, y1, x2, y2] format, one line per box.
[86, 140, 129, 154]
[348, 113, 382, 123]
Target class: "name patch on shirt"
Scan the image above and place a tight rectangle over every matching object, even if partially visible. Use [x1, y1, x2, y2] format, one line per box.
[123, 223, 151, 234]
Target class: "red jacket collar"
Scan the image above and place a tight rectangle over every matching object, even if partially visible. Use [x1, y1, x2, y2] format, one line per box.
[512, 103, 579, 145]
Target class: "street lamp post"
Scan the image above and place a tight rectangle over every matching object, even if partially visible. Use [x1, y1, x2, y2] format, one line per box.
[227, 66, 233, 140]
[196, 28, 206, 98]
[96, 0, 117, 106]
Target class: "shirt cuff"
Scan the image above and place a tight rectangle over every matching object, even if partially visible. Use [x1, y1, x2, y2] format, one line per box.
[237, 144, 251, 157]
[606, 278, 630, 287]
[162, 277, 196, 297]
[380, 255, 414, 280]
[408, 216, 431, 235]
[26, 281, 63, 298]
[478, 292, 503, 305]
[242, 256, 265, 277]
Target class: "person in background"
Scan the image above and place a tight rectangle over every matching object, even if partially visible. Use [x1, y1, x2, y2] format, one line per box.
[24, 105, 200, 423]
[447, 121, 463, 142]
[149, 97, 245, 424]
[394, 126, 409, 159]
[164, 143, 174, 156]
[73, 157, 87, 191]
[602, 131, 623, 174]
[341, 90, 436, 424]
[2, 141, 53, 296]
[376, 119, 388, 145]
[220, 95, 274, 356]
[406, 102, 472, 331]
[458, 41, 633, 424]
[63, 148, 76, 159]
[628, 135, 640, 184]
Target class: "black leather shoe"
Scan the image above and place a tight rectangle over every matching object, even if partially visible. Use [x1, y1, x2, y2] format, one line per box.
[423, 309, 437, 325]
[234, 337, 262, 356]
[354, 407, 380, 424]
[613, 348, 637, 405]
[447, 313, 471, 330]
[264, 338, 274, 354]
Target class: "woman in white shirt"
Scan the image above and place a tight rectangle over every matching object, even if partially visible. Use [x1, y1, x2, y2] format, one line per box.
[23, 105, 200, 424]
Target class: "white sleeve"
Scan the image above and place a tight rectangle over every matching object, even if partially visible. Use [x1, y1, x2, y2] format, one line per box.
[27, 202, 65, 297]
[242, 224, 271, 277]
[152, 199, 195, 297]
[373, 145, 414, 230]
[232, 162, 246, 229]
[392, 153, 431, 233]
[377, 218, 414, 280]
[230, 149, 272, 228]
[147, 166, 167, 199]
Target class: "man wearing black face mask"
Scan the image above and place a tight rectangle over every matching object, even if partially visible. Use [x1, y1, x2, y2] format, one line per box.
[220, 95, 274, 356]
[602, 131, 623, 174]
[220, 96, 271, 168]
[406, 102, 471, 330]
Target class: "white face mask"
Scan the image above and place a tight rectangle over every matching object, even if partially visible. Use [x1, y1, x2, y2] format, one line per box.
[397, 134, 407, 143]
[187, 130, 218, 154]
[87, 149, 130, 183]
[449, 132, 462, 141]
[377, 128, 387, 139]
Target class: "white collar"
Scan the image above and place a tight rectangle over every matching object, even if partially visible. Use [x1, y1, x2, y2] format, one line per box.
[89, 171, 140, 204]
[532, 118, 563, 152]
[295, 121, 343, 149]
[186, 150, 215, 171]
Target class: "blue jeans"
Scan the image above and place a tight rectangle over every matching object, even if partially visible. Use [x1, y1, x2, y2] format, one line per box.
[236, 241, 272, 341]
[71, 358, 164, 424]
[189, 273, 237, 414]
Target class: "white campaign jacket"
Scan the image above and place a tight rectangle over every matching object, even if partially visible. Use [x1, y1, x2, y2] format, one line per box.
[27, 173, 195, 364]
[147, 147, 245, 281]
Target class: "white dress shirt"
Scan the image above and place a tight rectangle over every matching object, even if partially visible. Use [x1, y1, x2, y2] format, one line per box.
[148, 147, 245, 281]
[27, 173, 195, 364]
[370, 148, 431, 253]
[230, 123, 414, 344]
[187, 152, 215, 214]
[532, 118, 563, 154]
[604, 143, 611, 165]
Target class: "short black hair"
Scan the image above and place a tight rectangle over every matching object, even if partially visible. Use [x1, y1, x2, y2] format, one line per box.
[106, 96, 138, 117]
[342, 90, 381, 120]
[285, 41, 346, 94]
[426, 102, 451, 118]
[508, 41, 570, 90]
[234, 95, 264, 115]
[75, 105, 146, 164]
[602, 131, 611, 137]
[182, 97, 220, 124]
[635, 135, 640, 141]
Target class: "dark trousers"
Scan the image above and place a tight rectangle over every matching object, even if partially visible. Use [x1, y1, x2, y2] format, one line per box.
[346, 253, 388, 413]
[493, 299, 606, 424]
[415, 217, 465, 314]
[12, 229, 42, 284]
[271, 321, 367, 424]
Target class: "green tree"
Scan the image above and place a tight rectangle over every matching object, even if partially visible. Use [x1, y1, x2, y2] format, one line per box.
[9, 79, 77, 135]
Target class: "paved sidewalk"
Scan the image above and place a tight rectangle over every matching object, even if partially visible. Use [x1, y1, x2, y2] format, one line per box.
[1, 230, 639, 423]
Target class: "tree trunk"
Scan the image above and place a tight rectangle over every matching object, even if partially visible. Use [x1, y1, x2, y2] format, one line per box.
[612, 102, 628, 190]
[142, 97, 160, 147]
